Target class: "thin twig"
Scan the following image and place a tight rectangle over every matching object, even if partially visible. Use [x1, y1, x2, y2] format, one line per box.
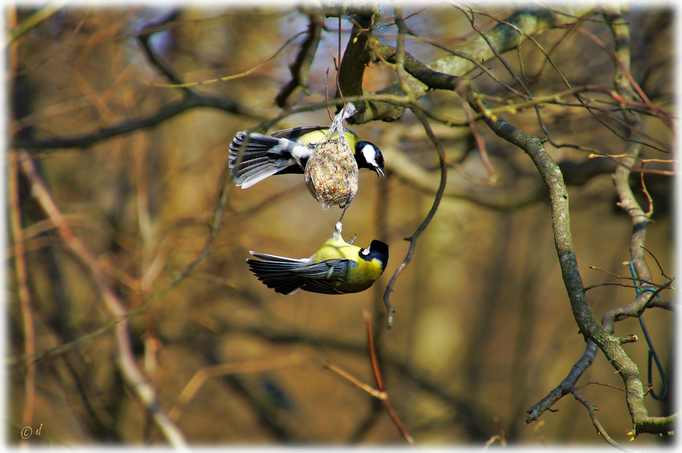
[16, 150, 187, 447]
[453, 4, 532, 99]
[11, 143, 249, 369]
[587, 265, 666, 289]
[569, 387, 625, 450]
[18, 83, 668, 154]
[9, 152, 36, 441]
[323, 309, 418, 448]
[382, 108, 448, 329]
[483, 435, 501, 450]
[322, 361, 385, 399]
[6, 0, 68, 46]
[170, 355, 304, 421]
[276, 10, 323, 107]
[455, 81, 498, 182]
[576, 379, 625, 392]
[568, 23, 672, 130]
[640, 246, 671, 281]
[363, 310, 384, 392]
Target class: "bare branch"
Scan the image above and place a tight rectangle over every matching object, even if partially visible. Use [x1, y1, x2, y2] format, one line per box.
[382, 109, 447, 329]
[276, 7, 325, 107]
[11, 15, 264, 152]
[340, 6, 597, 123]
[463, 81, 674, 436]
[569, 387, 625, 450]
[520, 11, 675, 434]
[9, 151, 36, 442]
[6, 0, 68, 46]
[11, 86, 263, 152]
[604, 7, 676, 436]
[16, 150, 188, 447]
[324, 310, 417, 448]
[170, 355, 304, 422]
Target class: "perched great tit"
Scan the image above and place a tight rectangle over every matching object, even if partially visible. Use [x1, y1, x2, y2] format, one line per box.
[247, 222, 389, 295]
[228, 126, 385, 190]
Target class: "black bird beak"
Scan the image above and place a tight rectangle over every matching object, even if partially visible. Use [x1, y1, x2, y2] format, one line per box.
[375, 167, 385, 178]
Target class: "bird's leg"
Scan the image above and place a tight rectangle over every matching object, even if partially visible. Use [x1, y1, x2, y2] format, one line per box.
[337, 193, 354, 224]
[337, 204, 349, 225]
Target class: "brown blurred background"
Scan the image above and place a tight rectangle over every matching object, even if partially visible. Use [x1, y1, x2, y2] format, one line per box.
[6, 4, 674, 447]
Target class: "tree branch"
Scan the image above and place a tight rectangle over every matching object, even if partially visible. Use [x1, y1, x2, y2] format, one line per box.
[17, 150, 188, 447]
[6, 0, 68, 46]
[11, 93, 262, 151]
[461, 81, 676, 440]
[275, 7, 324, 107]
[339, 6, 596, 123]
[11, 15, 264, 152]
[602, 6, 675, 437]
[569, 387, 625, 449]
[9, 151, 36, 442]
[381, 110, 447, 329]
[525, 290, 672, 424]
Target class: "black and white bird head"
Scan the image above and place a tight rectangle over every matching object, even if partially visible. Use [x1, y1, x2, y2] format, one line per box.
[354, 141, 385, 178]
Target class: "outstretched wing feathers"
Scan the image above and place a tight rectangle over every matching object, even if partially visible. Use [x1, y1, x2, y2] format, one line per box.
[229, 127, 364, 189]
[229, 132, 302, 188]
[247, 252, 355, 295]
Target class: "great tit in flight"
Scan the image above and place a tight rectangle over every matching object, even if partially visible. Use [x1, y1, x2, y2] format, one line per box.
[228, 126, 385, 190]
[247, 222, 389, 295]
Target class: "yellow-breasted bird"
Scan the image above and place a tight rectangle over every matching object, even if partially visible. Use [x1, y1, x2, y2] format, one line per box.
[229, 103, 384, 208]
[247, 222, 389, 295]
[229, 127, 384, 185]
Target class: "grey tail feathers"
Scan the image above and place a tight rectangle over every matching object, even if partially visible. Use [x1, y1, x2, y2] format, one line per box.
[229, 132, 300, 188]
[247, 252, 306, 295]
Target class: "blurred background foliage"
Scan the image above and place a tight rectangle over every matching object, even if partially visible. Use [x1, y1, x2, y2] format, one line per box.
[7, 3, 674, 446]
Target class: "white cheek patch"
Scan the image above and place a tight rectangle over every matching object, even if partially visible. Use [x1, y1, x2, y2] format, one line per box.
[361, 145, 378, 167]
